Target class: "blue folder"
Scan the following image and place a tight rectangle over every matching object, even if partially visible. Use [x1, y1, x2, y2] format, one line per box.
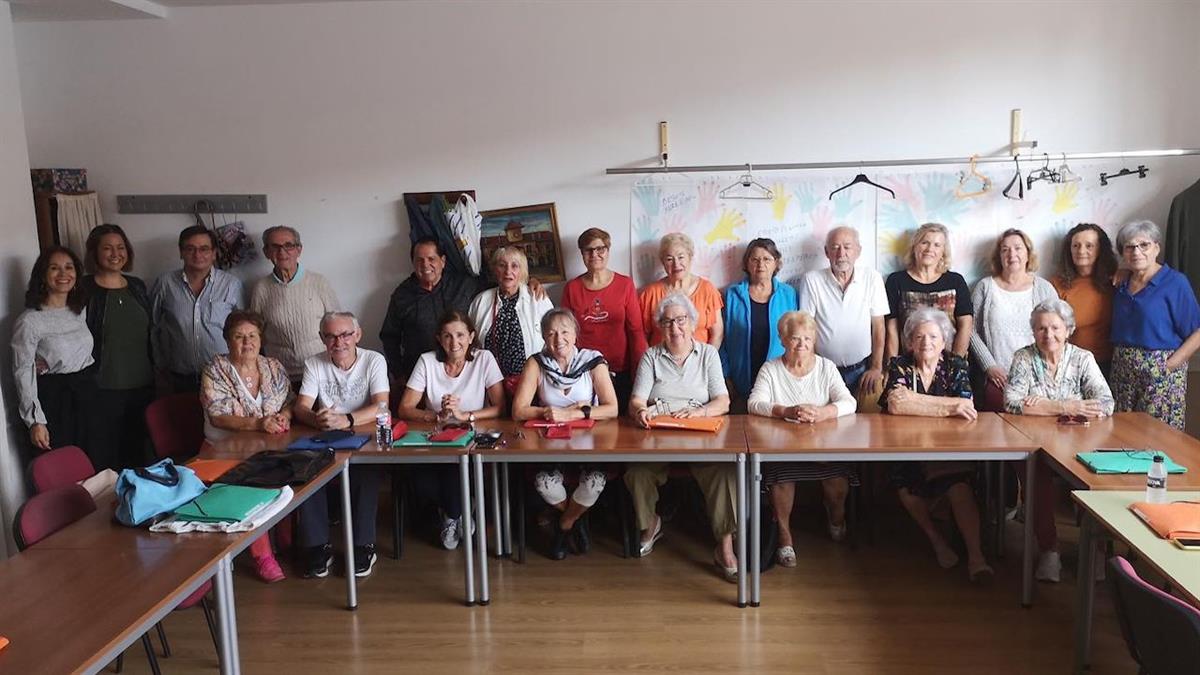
[287, 433, 371, 451]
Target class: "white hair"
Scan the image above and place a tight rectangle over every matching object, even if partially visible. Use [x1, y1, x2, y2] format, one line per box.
[320, 311, 360, 333]
[1030, 299, 1077, 336]
[655, 293, 698, 325]
[902, 307, 955, 348]
[1116, 220, 1162, 251]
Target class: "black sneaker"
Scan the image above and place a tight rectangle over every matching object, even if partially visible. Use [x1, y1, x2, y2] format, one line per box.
[354, 544, 377, 578]
[304, 544, 334, 579]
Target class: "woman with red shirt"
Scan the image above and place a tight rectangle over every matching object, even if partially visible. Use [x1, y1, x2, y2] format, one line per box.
[561, 227, 648, 409]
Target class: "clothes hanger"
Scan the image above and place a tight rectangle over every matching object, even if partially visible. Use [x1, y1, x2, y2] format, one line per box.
[1099, 165, 1149, 186]
[719, 164, 775, 201]
[1025, 153, 1061, 190]
[1002, 155, 1024, 200]
[828, 167, 895, 200]
[1057, 153, 1082, 183]
[954, 155, 992, 199]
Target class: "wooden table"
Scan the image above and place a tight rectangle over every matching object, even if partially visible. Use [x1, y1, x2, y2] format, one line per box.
[477, 417, 751, 606]
[744, 412, 1041, 607]
[1071, 490, 1200, 672]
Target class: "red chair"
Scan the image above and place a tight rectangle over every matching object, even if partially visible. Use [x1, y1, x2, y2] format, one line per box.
[1109, 556, 1200, 674]
[28, 445, 95, 493]
[145, 392, 205, 461]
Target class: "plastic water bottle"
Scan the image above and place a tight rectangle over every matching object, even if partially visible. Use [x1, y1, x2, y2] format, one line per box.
[1146, 454, 1168, 504]
[375, 401, 392, 449]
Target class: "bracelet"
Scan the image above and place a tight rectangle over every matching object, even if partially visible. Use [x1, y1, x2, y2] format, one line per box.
[345, 413, 355, 428]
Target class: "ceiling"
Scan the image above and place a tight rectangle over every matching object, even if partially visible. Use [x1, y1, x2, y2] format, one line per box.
[8, 0, 379, 22]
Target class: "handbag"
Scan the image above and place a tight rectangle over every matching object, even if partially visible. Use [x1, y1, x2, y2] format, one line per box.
[214, 449, 335, 488]
[114, 459, 207, 526]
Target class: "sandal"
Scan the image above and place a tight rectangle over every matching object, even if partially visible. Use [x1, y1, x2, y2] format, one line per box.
[776, 546, 797, 568]
[713, 550, 738, 584]
[638, 516, 663, 558]
[968, 561, 994, 584]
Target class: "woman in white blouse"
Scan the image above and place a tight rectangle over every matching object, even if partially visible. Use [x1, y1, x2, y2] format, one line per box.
[969, 229, 1057, 409]
[468, 246, 554, 380]
[747, 311, 857, 567]
[512, 309, 619, 559]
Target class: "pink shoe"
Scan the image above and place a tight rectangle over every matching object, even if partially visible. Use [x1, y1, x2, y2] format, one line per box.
[255, 555, 286, 584]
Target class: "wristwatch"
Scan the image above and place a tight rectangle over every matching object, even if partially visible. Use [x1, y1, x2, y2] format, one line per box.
[581, 405, 592, 420]
[345, 413, 355, 429]
[468, 412, 476, 424]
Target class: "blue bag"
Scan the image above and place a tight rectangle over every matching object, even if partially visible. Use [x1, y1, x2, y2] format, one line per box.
[115, 459, 207, 526]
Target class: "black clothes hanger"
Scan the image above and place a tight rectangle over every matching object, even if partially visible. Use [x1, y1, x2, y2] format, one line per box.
[1025, 153, 1061, 190]
[1099, 165, 1149, 186]
[1003, 155, 1024, 200]
[829, 172, 895, 200]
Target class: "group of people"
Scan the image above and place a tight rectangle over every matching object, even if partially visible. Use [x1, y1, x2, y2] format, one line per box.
[14, 215, 1200, 587]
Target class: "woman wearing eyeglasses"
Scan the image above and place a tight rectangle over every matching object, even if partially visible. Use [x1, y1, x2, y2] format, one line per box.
[625, 293, 738, 582]
[1004, 299, 1113, 583]
[561, 228, 647, 409]
[1109, 220, 1200, 429]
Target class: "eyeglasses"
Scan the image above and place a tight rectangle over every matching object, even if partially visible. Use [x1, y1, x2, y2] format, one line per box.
[1057, 414, 1090, 426]
[182, 245, 213, 255]
[659, 316, 690, 328]
[581, 245, 609, 256]
[320, 331, 356, 343]
[1122, 241, 1154, 254]
[266, 242, 300, 253]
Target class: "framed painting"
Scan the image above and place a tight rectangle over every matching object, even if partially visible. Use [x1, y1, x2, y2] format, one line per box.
[479, 202, 566, 282]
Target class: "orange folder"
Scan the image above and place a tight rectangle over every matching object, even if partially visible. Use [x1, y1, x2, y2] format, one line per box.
[1129, 501, 1200, 540]
[186, 458, 244, 484]
[646, 416, 726, 433]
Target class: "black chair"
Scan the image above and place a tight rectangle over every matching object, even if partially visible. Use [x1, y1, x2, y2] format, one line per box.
[1108, 556, 1200, 674]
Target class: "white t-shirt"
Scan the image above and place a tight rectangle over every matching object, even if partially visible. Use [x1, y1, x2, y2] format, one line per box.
[298, 348, 390, 413]
[797, 266, 889, 367]
[405, 350, 504, 412]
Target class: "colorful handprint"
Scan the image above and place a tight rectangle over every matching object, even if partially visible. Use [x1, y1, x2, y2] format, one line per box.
[694, 180, 720, 219]
[704, 208, 746, 245]
[633, 182, 661, 219]
[1052, 182, 1079, 214]
[771, 183, 790, 220]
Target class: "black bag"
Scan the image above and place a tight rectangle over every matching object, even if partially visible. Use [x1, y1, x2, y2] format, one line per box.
[214, 449, 335, 488]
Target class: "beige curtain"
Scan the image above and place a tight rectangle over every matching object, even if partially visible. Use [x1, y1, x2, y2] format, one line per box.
[55, 192, 103, 259]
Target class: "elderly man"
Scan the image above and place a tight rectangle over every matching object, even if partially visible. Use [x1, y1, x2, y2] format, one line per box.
[150, 225, 243, 392]
[293, 311, 389, 579]
[796, 226, 888, 394]
[250, 225, 341, 384]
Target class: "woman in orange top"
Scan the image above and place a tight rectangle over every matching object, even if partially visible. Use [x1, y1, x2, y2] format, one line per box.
[1050, 223, 1118, 374]
[639, 233, 724, 348]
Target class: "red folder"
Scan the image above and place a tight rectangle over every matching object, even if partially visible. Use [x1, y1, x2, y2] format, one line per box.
[522, 419, 596, 429]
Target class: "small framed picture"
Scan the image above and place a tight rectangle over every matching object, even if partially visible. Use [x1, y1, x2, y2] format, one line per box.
[479, 202, 566, 283]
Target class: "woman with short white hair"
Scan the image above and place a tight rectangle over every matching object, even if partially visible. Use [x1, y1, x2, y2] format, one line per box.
[468, 246, 554, 379]
[639, 233, 724, 348]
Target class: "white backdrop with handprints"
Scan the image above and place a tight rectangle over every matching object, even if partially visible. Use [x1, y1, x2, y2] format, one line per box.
[630, 161, 1162, 290]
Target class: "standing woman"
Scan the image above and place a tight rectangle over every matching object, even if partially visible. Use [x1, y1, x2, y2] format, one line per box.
[12, 247, 100, 459]
[81, 224, 155, 469]
[884, 223, 973, 361]
[969, 229, 1057, 409]
[1110, 220, 1200, 429]
[561, 227, 648, 409]
[639, 233, 724, 349]
[468, 247, 554, 383]
[1051, 223, 1118, 374]
[720, 238, 798, 407]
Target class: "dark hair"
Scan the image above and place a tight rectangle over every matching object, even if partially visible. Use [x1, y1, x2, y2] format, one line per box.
[223, 310, 266, 343]
[25, 246, 86, 313]
[412, 236, 446, 260]
[742, 237, 783, 278]
[576, 227, 611, 250]
[1058, 223, 1118, 291]
[85, 223, 134, 273]
[178, 224, 218, 250]
[433, 309, 478, 363]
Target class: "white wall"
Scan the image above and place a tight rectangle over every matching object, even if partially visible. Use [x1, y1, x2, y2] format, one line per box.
[11, 0, 1200, 354]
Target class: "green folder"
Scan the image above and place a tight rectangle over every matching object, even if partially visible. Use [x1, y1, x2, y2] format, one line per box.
[174, 484, 282, 523]
[1076, 450, 1188, 475]
[392, 430, 475, 448]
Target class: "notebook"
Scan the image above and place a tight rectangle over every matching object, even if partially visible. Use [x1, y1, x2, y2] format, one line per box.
[286, 433, 371, 451]
[646, 416, 726, 433]
[186, 458, 244, 484]
[173, 484, 282, 523]
[392, 429, 476, 448]
[1076, 450, 1188, 475]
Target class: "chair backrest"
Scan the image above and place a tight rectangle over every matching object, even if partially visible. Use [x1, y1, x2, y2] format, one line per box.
[28, 445, 96, 493]
[145, 392, 205, 461]
[13, 485, 96, 550]
[1108, 556, 1200, 674]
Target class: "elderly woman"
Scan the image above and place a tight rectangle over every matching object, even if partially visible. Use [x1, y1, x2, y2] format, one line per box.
[398, 310, 505, 550]
[199, 310, 293, 583]
[625, 293, 738, 582]
[880, 307, 992, 582]
[512, 308, 620, 559]
[561, 227, 648, 408]
[1051, 223, 1119, 374]
[1109, 220, 1200, 430]
[639, 233, 724, 348]
[81, 224, 155, 469]
[721, 238, 799, 406]
[1005, 299, 1114, 582]
[884, 222, 973, 361]
[747, 311, 857, 567]
[12, 247, 99, 458]
[969, 229, 1057, 409]
[468, 246, 554, 380]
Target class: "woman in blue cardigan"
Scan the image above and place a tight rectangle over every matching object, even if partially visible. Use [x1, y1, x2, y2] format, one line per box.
[720, 238, 799, 409]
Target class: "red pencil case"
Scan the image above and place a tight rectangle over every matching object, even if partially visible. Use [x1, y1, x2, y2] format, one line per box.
[523, 419, 595, 429]
[542, 426, 573, 439]
[428, 427, 470, 443]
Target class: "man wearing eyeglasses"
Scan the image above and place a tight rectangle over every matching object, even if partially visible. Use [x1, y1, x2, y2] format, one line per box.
[250, 225, 341, 386]
[149, 224, 244, 392]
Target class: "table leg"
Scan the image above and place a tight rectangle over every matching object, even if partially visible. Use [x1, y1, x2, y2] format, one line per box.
[340, 464, 357, 610]
[1022, 453, 1035, 607]
[473, 454, 491, 605]
[750, 453, 761, 607]
[490, 462, 504, 558]
[213, 556, 240, 675]
[1074, 514, 1096, 673]
[458, 455, 476, 606]
[995, 460, 1006, 560]
[501, 462, 513, 557]
[736, 454, 747, 608]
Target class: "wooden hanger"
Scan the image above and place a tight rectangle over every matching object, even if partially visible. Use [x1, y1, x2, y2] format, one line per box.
[955, 155, 992, 199]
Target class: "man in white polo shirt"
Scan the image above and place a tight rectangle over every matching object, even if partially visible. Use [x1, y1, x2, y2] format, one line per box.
[796, 226, 888, 394]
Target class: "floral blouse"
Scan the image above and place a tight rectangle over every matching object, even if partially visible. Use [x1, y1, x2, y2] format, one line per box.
[200, 354, 292, 420]
[878, 351, 972, 411]
[1003, 344, 1114, 415]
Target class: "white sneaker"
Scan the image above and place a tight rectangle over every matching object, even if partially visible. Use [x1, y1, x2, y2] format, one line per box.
[440, 517, 461, 550]
[1035, 551, 1062, 583]
[828, 521, 847, 542]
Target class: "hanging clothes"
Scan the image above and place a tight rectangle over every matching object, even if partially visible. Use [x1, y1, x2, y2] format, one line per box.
[1166, 178, 1200, 301]
[404, 193, 470, 278]
[446, 194, 483, 275]
[55, 193, 103, 260]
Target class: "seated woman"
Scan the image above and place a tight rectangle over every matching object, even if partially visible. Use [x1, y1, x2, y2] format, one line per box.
[746, 311, 857, 567]
[398, 310, 505, 550]
[468, 246, 554, 380]
[880, 306, 993, 582]
[512, 308, 620, 560]
[624, 293, 738, 582]
[199, 310, 293, 583]
[1005, 299, 1114, 583]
